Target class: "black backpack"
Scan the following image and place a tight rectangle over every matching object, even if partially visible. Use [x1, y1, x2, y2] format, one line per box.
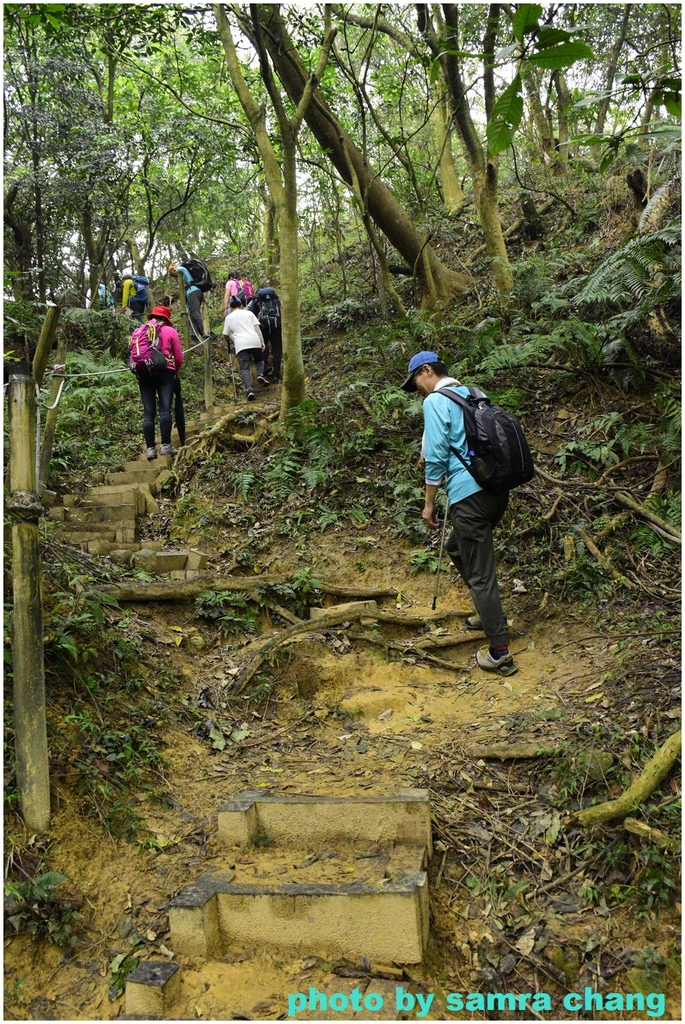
[435, 386, 534, 493]
[258, 292, 281, 330]
[183, 259, 213, 293]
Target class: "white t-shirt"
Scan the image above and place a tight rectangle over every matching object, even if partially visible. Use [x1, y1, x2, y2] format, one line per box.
[223, 309, 262, 352]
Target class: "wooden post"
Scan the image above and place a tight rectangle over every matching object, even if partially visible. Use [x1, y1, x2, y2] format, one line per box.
[202, 304, 213, 411]
[31, 305, 61, 387]
[38, 339, 67, 490]
[8, 375, 51, 833]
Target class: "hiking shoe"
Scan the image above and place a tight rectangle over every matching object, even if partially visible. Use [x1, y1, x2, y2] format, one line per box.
[146, 447, 158, 461]
[247, 390, 256, 402]
[257, 375, 270, 387]
[465, 614, 483, 630]
[160, 444, 178, 456]
[476, 646, 518, 676]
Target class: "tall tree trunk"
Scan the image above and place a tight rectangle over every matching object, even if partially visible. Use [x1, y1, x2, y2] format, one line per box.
[431, 90, 466, 214]
[260, 185, 278, 284]
[27, 38, 46, 303]
[553, 70, 571, 167]
[252, 5, 470, 308]
[522, 65, 555, 163]
[432, 4, 513, 300]
[4, 184, 35, 300]
[595, 5, 632, 135]
[213, 4, 336, 415]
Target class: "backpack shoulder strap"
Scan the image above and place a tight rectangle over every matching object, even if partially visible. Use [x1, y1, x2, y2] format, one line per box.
[434, 386, 471, 410]
[433, 388, 479, 469]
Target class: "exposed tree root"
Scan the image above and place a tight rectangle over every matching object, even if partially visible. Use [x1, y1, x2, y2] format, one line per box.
[568, 730, 681, 828]
[230, 605, 476, 694]
[614, 490, 681, 544]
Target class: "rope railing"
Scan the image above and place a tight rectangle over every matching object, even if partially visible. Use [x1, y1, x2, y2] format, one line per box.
[35, 329, 214, 409]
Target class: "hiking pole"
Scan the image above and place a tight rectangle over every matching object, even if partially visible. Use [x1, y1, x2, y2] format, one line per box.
[228, 345, 238, 400]
[432, 498, 450, 611]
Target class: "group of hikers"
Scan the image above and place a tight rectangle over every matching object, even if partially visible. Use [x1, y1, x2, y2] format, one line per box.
[128, 261, 282, 456]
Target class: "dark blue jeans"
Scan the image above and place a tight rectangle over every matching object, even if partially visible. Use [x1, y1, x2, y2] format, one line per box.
[138, 367, 176, 447]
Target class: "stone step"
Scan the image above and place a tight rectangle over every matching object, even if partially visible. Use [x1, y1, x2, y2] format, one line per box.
[54, 524, 116, 540]
[105, 469, 161, 486]
[126, 454, 174, 472]
[65, 504, 137, 526]
[88, 483, 158, 514]
[55, 525, 117, 543]
[72, 492, 147, 515]
[132, 549, 188, 572]
[199, 405, 228, 422]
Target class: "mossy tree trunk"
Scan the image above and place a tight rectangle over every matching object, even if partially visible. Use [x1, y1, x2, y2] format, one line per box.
[422, 4, 513, 301]
[213, 4, 336, 416]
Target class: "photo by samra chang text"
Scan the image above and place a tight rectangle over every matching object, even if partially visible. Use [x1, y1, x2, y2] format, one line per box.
[287, 985, 667, 1018]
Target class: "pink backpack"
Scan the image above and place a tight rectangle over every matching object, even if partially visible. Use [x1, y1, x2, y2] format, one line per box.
[237, 278, 255, 303]
[129, 321, 169, 375]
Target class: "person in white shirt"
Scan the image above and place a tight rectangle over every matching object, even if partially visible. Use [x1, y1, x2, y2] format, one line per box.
[222, 297, 268, 401]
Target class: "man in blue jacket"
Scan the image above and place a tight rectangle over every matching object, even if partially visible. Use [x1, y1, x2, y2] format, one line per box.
[401, 350, 516, 676]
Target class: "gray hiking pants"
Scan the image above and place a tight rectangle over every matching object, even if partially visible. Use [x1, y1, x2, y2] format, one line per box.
[237, 348, 265, 394]
[445, 489, 509, 649]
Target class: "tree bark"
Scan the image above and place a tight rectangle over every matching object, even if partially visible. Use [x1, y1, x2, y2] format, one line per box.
[8, 376, 51, 833]
[553, 70, 571, 167]
[38, 338, 67, 489]
[522, 65, 555, 163]
[4, 183, 35, 300]
[595, 5, 632, 135]
[249, 5, 471, 308]
[426, 4, 513, 300]
[431, 90, 466, 214]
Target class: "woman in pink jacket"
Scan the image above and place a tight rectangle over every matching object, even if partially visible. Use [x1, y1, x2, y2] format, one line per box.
[135, 305, 185, 460]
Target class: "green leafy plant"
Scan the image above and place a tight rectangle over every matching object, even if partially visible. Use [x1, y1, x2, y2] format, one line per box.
[195, 590, 260, 636]
[108, 952, 140, 1001]
[4, 872, 81, 948]
[410, 548, 440, 575]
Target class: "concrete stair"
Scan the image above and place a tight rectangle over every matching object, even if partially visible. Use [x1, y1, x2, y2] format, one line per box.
[125, 790, 432, 1018]
[49, 399, 252, 570]
[49, 438, 216, 573]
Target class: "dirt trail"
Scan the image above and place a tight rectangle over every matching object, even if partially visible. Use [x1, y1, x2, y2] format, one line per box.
[4, 541, 681, 1021]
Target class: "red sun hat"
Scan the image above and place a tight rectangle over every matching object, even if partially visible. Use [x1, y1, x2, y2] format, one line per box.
[148, 305, 172, 325]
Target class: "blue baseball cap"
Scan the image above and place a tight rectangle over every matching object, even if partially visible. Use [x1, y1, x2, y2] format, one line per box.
[400, 351, 440, 391]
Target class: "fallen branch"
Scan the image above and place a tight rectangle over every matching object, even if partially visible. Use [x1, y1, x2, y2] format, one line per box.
[349, 629, 469, 673]
[576, 528, 637, 590]
[623, 817, 680, 852]
[230, 608, 375, 694]
[464, 743, 559, 760]
[569, 730, 681, 828]
[231, 606, 475, 693]
[614, 490, 681, 544]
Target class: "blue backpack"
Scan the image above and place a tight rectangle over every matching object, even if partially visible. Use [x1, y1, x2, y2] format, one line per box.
[132, 276, 149, 302]
[97, 282, 113, 308]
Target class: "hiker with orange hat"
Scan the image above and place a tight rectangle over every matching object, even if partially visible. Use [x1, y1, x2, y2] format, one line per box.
[130, 305, 185, 461]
